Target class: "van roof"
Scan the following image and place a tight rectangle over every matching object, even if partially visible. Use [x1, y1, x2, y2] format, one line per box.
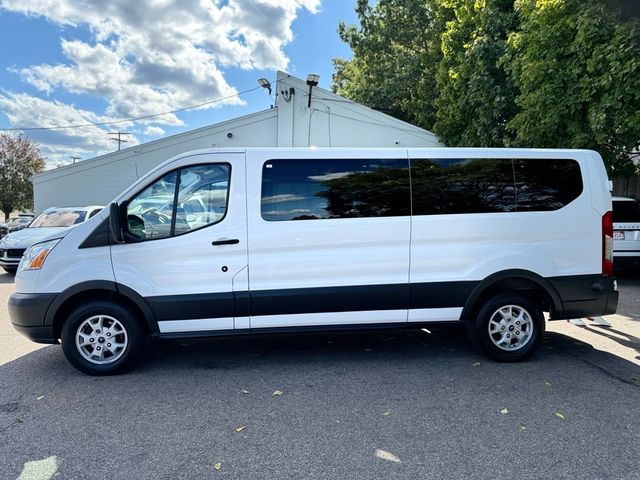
[165, 147, 603, 165]
[176, 147, 600, 154]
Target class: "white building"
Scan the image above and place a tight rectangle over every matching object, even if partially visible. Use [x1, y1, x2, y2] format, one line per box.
[33, 71, 441, 212]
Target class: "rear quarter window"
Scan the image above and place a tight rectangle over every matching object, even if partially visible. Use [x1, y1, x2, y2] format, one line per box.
[411, 157, 582, 215]
[513, 159, 583, 211]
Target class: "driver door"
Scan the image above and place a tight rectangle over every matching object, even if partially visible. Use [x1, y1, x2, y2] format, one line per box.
[111, 153, 247, 333]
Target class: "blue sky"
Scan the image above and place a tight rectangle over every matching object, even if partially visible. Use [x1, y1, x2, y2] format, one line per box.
[0, 1, 358, 167]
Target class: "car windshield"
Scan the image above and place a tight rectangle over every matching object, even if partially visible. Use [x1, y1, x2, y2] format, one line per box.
[613, 200, 640, 223]
[30, 210, 87, 228]
[8, 217, 31, 226]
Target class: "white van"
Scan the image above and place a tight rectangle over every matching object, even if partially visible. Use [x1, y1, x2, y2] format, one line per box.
[8, 148, 618, 375]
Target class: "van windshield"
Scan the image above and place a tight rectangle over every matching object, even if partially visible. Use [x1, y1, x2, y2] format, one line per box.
[613, 200, 640, 223]
[30, 210, 87, 228]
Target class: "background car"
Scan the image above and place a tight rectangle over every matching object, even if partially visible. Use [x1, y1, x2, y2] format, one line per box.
[0, 213, 34, 238]
[612, 196, 640, 272]
[7, 215, 34, 232]
[0, 206, 103, 274]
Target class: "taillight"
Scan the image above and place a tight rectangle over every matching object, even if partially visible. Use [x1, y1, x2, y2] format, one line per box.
[602, 211, 613, 277]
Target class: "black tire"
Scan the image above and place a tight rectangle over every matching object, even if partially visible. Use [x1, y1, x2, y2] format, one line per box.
[2, 267, 17, 274]
[467, 293, 544, 362]
[61, 300, 147, 375]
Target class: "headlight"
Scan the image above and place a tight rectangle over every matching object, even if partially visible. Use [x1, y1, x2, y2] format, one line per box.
[18, 239, 61, 273]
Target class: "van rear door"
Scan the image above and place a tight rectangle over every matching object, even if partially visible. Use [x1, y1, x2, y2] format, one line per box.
[111, 152, 247, 334]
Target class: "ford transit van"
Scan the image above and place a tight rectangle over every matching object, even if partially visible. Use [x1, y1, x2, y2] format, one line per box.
[8, 148, 618, 375]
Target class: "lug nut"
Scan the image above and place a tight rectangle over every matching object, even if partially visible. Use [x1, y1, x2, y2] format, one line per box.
[106, 332, 111, 337]
[507, 334, 511, 338]
[516, 321, 520, 325]
[107, 343, 111, 347]
[96, 346, 101, 351]
[516, 331, 520, 335]
[501, 326, 505, 330]
[90, 338, 95, 343]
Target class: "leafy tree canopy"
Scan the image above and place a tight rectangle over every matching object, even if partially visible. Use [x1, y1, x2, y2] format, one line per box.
[334, 0, 640, 175]
[333, 0, 445, 129]
[0, 133, 46, 219]
[506, 0, 640, 175]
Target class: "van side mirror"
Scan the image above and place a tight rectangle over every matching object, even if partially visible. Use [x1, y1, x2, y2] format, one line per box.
[109, 202, 124, 244]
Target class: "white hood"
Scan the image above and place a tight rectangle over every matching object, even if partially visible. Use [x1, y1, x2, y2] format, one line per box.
[0, 226, 72, 249]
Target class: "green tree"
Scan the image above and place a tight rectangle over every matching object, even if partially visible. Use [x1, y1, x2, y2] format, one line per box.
[434, 0, 518, 147]
[505, 0, 640, 174]
[316, 166, 410, 218]
[333, 0, 445, 129]
[0, 133, 46, 219]
[334, 0, 640, 173]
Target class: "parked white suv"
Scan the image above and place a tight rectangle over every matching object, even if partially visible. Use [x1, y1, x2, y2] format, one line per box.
[8, 148, 618, 375]
[0, 206, 103, 273]
[612, 196, 640, 271]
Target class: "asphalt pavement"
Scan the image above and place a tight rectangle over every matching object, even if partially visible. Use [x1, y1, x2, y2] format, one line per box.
[1, 272, 639, 480]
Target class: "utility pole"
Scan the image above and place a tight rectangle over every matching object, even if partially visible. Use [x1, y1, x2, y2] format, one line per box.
[70, 156, 81, 164]
[108, 132, 132, 151]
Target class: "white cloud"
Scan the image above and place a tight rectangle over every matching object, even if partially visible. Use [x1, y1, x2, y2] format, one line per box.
[263, 208, 315, 216]
[0, 0, 320, 163]
[261, 193, 306, 204]
[143, 126, 165, 136]
[308, 171, 355, 181]
[0, 91, 138, 166]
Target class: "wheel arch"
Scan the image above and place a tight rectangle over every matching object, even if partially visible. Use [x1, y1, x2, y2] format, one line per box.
[461, 269, 562, 322]
[46, 280, 158, 339]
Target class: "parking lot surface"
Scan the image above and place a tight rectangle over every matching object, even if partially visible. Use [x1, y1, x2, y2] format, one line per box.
[1, 272, 639, 479]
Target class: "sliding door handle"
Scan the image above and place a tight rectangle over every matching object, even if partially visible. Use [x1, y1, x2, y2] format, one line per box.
[212, 238, 240, 246]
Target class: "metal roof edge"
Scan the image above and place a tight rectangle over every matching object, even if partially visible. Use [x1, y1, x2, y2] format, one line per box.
[34, 108, 277, 181]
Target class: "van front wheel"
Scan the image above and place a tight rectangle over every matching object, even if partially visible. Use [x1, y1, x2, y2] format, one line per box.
[468, 293, 544, 362]
[61, 300, 146, 375]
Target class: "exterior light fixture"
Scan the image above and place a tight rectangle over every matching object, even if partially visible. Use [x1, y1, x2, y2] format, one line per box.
[306, 73, 319, 108]
[257, 78, 272, 95]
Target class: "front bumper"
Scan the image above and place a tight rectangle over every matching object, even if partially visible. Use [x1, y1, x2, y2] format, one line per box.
[8, 292, 58, 344]
[0, 258, 21, 268]
[549, 275, 618, 319]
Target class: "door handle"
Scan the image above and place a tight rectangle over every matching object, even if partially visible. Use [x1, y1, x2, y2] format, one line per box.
[211, 238, 240, 246]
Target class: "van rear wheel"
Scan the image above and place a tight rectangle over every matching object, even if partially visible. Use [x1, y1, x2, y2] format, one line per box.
[468, 293, 544, 362]
[61, 300, 146, 375]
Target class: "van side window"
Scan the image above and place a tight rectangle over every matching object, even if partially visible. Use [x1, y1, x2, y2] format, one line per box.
[174, 164, 230, 235]
[513, 159, 582, 211]
[126, 164, 230, 241]
[261, 159, 410, 221]
[411, 158, 516, 215]
[127, 171, 178, 240]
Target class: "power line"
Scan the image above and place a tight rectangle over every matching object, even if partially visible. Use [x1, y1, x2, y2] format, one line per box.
[0, 84, 267, 132]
